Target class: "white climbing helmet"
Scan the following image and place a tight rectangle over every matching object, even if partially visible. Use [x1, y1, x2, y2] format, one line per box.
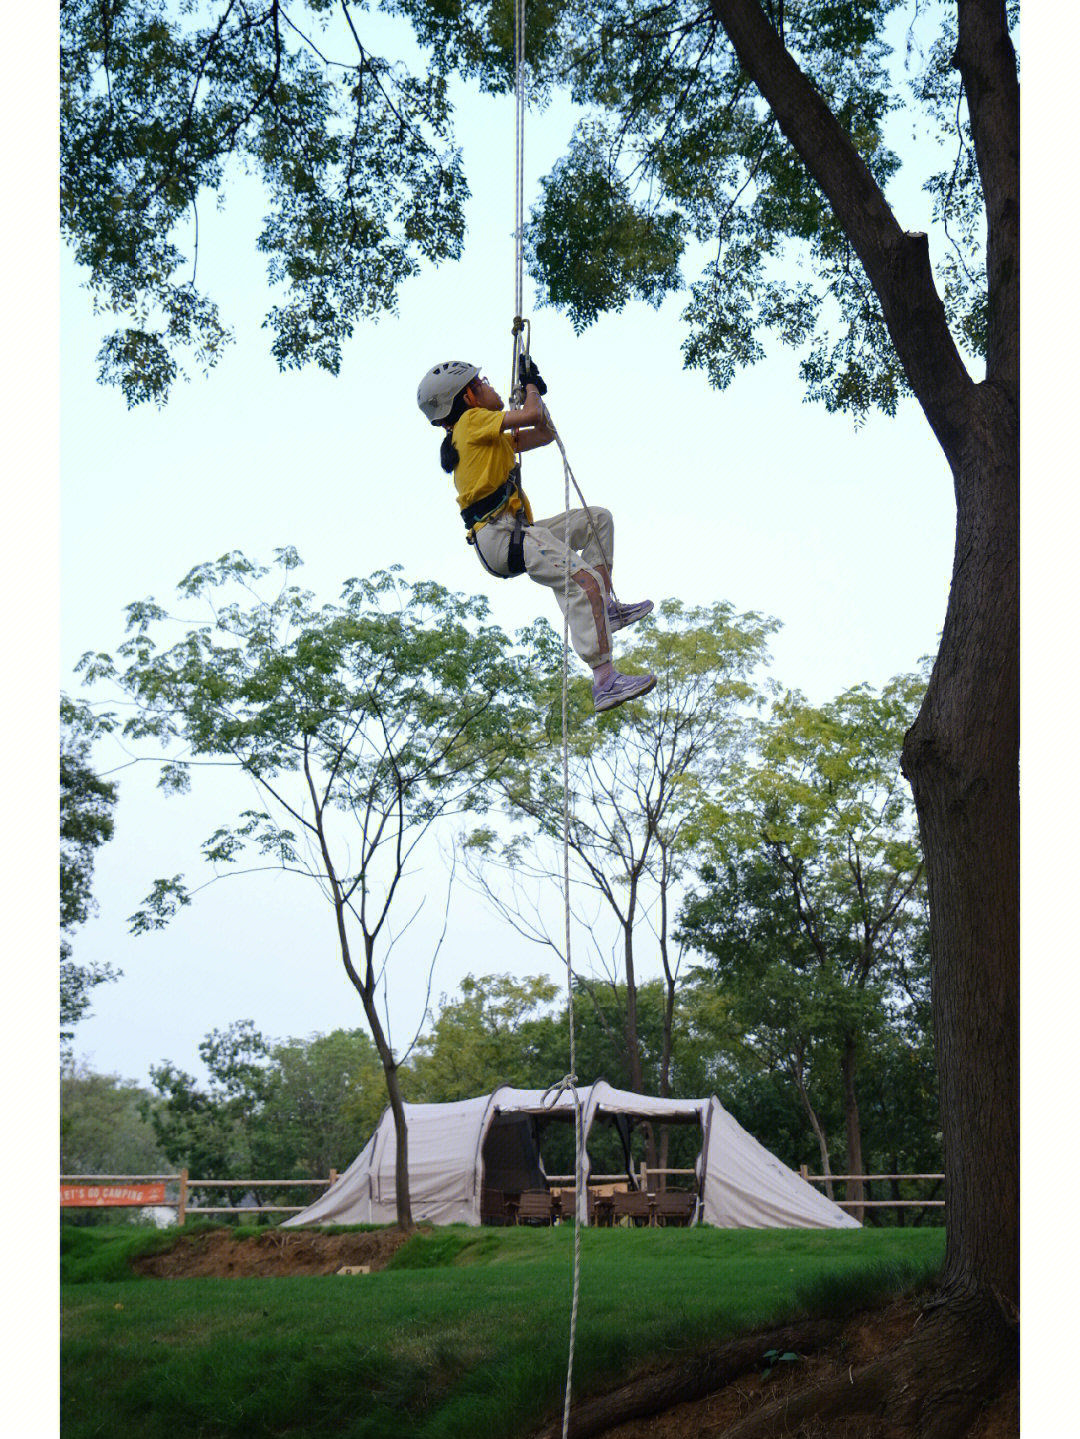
[417, 361, 480, 423]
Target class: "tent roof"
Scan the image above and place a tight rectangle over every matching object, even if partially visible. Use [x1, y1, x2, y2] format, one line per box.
[482, 1081, 707, 1124]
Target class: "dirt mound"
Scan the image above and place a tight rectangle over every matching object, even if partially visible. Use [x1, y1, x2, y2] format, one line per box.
[131, 1226, 412, 1279]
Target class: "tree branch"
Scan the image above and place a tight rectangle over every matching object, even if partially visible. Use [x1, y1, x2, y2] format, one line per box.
[710, 0, 975, 464]
[953, 0, 1018, 396]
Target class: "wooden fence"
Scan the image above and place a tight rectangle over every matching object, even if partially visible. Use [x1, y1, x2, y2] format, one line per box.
[61, 1171, 339, 1224]
[798, 1167, 945, 1219]
[62, 1167, 945, 1224]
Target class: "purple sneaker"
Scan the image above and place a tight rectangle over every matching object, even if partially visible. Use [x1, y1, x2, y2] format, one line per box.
[592, 670, 658, 713]
[607, 598, 654, 632]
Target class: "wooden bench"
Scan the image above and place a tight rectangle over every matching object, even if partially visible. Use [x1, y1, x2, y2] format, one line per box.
[653, 1190, 697, 1226]
[610, 1190, 657, 1227]
[510, 1189, 556, 1225]
[552, 1189, 576, 1223]
[589, 1193, 614, 1227]
[481, 1188, 510, 1225]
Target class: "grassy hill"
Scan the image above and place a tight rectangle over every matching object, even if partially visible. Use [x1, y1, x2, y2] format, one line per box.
[61, 1222, 944, 1438]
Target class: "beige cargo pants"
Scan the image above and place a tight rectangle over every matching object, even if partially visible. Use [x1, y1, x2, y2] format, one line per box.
[473, 506, 614, 668]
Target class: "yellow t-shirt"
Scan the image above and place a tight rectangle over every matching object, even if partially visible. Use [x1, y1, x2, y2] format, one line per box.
[451, 407, 533, 524]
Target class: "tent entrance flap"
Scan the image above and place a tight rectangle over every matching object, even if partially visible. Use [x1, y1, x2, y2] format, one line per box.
[482, 1113, 547, 1193]
[611, 1112, 635, 1185]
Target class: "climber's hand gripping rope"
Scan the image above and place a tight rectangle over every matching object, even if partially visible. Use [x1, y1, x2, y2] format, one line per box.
[518, 353, 547, 396]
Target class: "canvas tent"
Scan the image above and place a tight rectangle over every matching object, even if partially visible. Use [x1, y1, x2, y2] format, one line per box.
[285, 1080, 858, 1230]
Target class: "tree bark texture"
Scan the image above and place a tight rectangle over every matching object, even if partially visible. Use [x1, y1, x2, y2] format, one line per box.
[955, 0, 1020, 392]
[358, 936, 415, 1231]
[358, 994, 414, 1231]
[382, 1057, 415, 1232]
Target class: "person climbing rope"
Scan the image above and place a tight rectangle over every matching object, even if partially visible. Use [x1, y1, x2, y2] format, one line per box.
[417, 357, 657, 713]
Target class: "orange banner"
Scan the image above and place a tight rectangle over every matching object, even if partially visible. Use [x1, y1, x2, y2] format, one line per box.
[61, 1183, 168, 1207]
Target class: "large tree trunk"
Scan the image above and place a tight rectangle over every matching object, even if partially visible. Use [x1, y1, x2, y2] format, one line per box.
[698, 2, 1019, 1430]
[901, 390, 1018, 1308]
[715, 0, 1019, 1313]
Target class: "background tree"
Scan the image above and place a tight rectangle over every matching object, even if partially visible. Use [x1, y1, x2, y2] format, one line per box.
[60, 695, 120, 1047]
[680, 673, 929, 1218]
[673, 969, 845, 1180]
[60, 0, 466, 405]
[855, 1013, 942, 1224]
[408, 973, 561, 1102]
[467, 599, 776, 1168]
[145, 1020, 277, 1190]
[81, 551, 531, 1227]
[681, 853, 849, 1196]
[258, 1028, 389, 1179]
[61, 1059, 168, 1176]
[144, 1021, 390, 1198]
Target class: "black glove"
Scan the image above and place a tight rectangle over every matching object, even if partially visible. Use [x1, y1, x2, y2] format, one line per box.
[518, 355, 547, 396]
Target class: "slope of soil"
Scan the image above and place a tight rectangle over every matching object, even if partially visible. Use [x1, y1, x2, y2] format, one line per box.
[565, 1296, 1017, 1439]
[130, 1226, 411, 1278]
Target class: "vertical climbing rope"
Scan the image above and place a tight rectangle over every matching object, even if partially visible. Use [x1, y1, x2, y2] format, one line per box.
[509, 0, 614, 592]
[511, 4, 582, 1436]
[559, 434, 583, 1439]
[513, 0, 527, 330]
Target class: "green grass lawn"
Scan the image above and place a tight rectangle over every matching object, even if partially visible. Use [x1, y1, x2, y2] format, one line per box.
[61, 1224, 944, 1439]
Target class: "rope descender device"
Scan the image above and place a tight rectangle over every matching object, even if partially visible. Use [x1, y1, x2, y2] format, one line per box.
[509, 315, 531, 408]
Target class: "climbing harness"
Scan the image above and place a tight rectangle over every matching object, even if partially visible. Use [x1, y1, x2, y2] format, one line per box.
[508, 504, 528, 576]
[460, 476, 517, 535]
[462, 468, 529, 576]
